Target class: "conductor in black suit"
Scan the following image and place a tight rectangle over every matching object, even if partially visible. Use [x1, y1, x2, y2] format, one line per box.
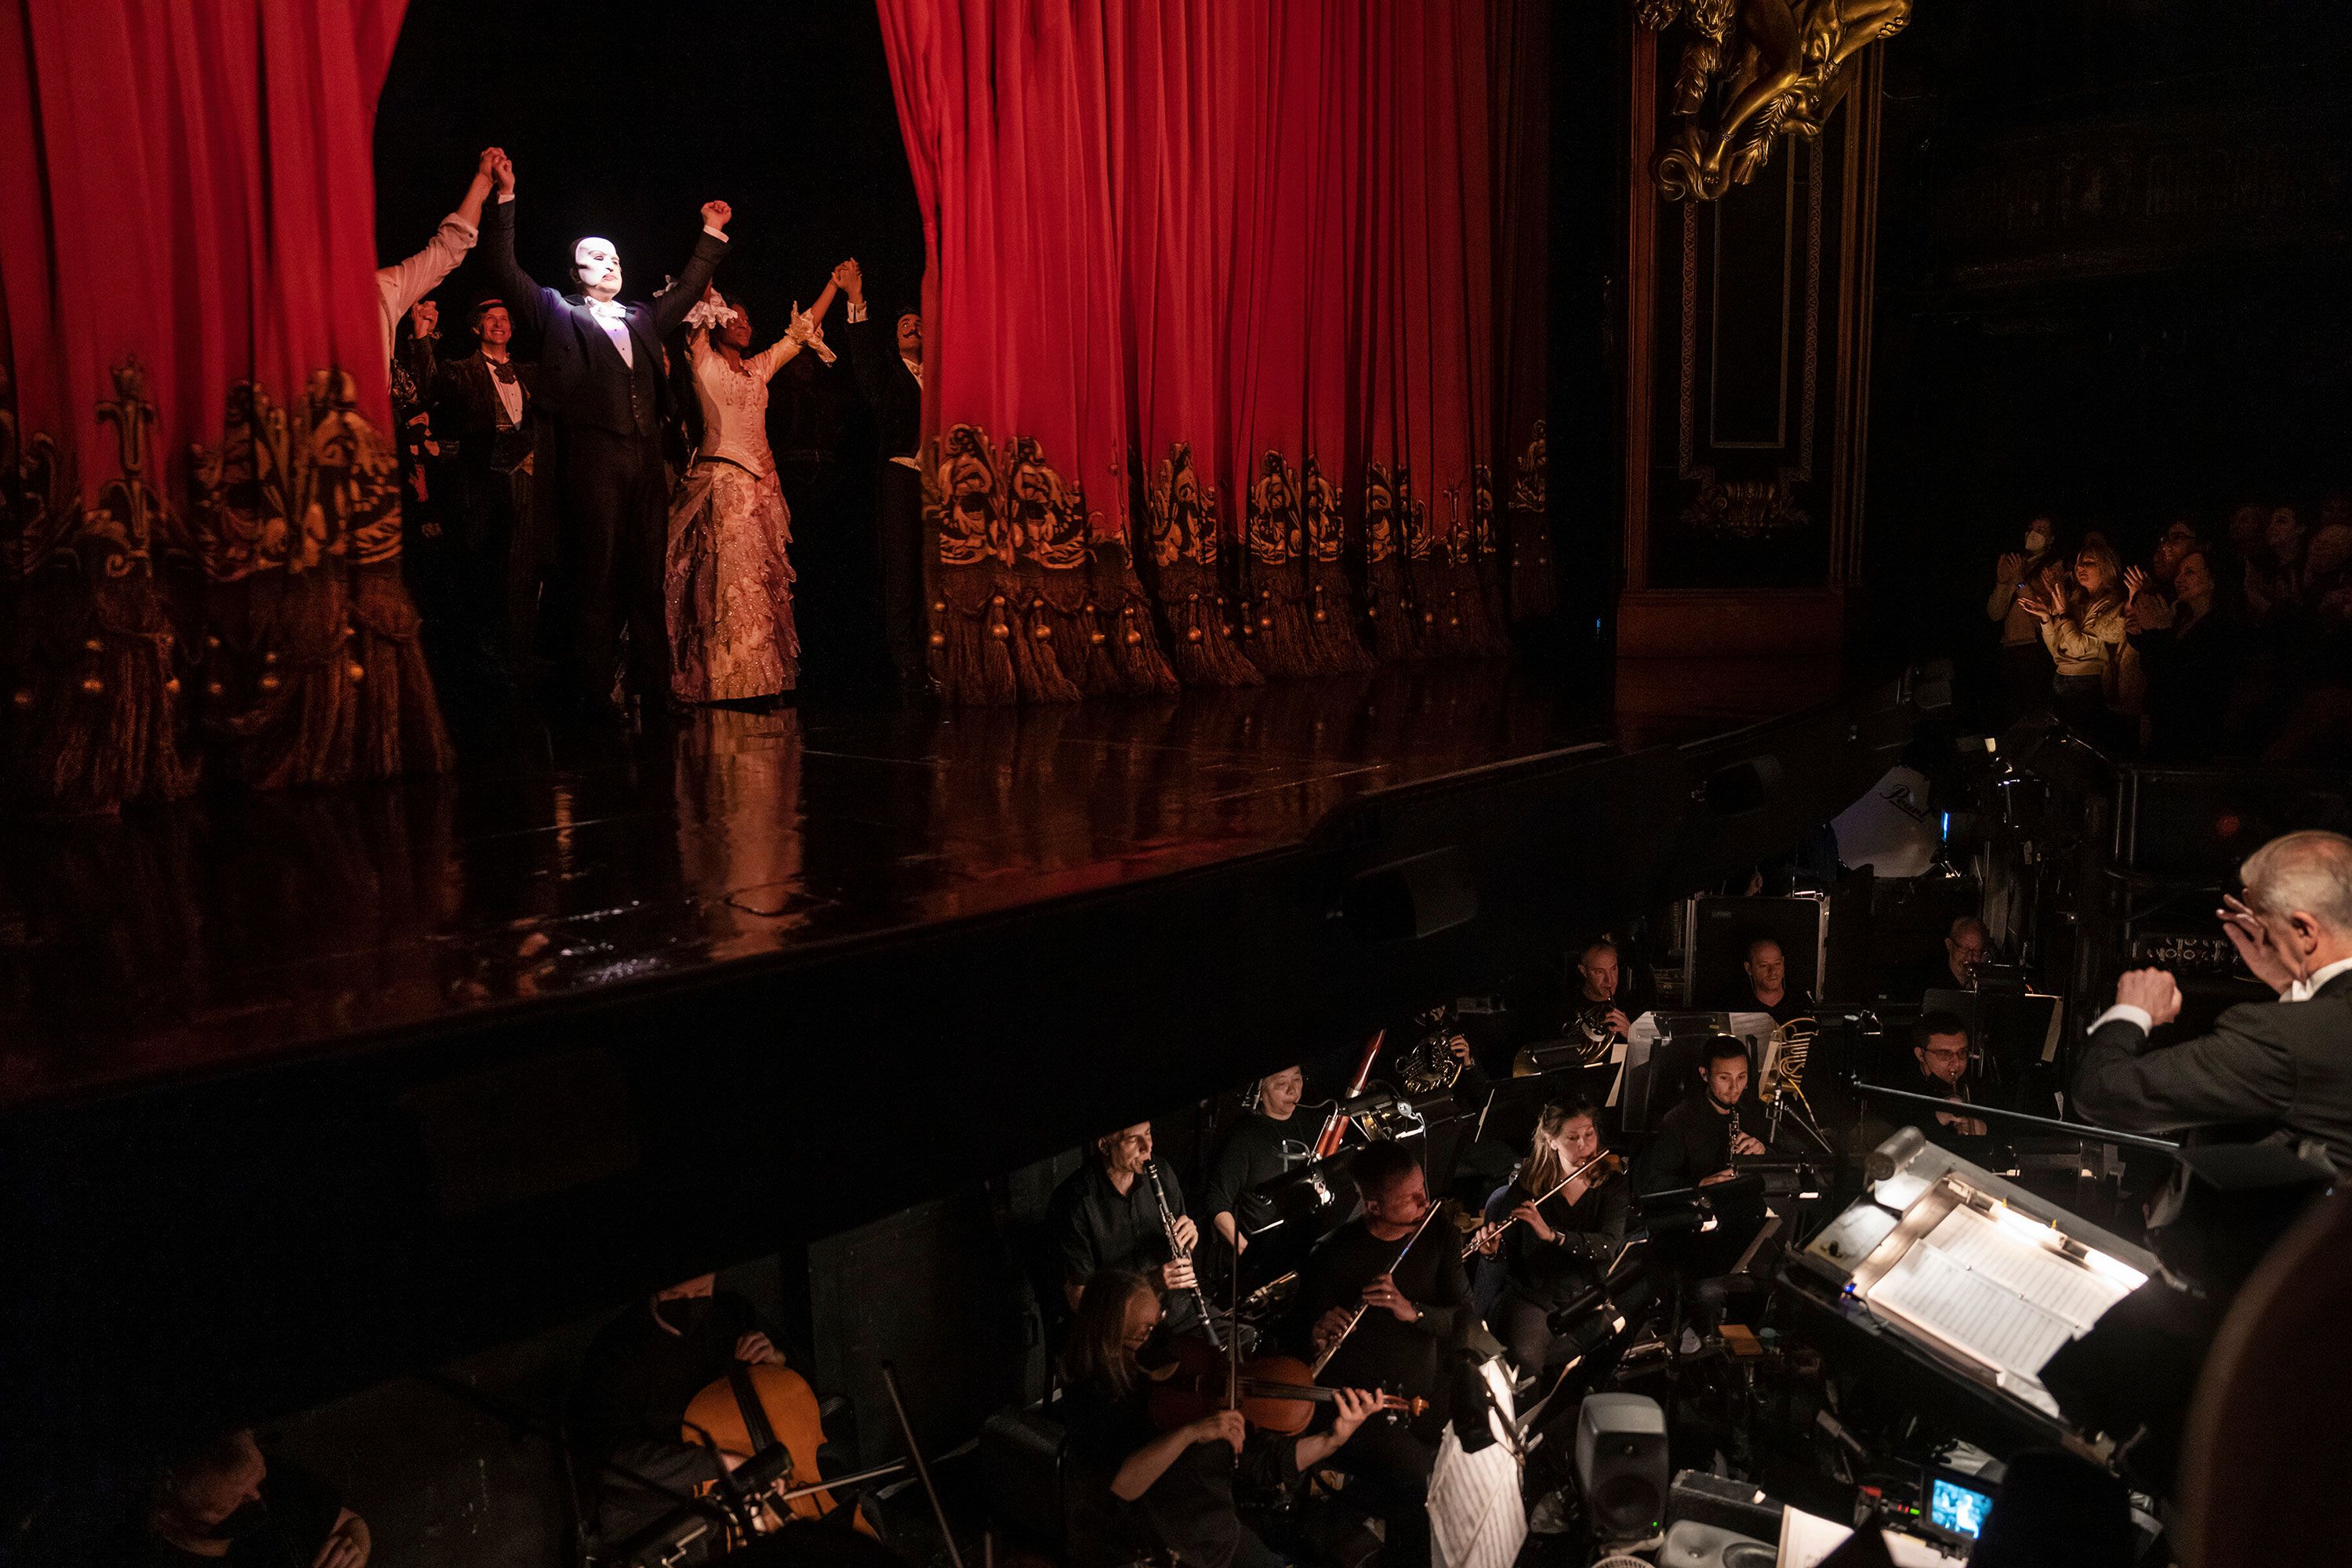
[2075, 830, 2352, 1174]
[477, 152, 731, 716]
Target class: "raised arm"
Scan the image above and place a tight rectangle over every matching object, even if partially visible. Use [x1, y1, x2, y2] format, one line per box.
[832, 257, 893, 406]
[478, 154, 552, 342]
[380, 149, 499, 322]
[649, 201, 734, 339]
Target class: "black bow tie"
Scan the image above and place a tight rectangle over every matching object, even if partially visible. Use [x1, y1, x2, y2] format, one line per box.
[488, 361, 517, 385]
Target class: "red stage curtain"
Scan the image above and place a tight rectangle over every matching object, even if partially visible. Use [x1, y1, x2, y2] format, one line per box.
[875, 0, 1544, 704]
[0, 0, 448, 811]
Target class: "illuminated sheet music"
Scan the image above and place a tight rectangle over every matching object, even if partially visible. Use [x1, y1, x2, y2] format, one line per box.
[1861, 1202, 2134, 1382]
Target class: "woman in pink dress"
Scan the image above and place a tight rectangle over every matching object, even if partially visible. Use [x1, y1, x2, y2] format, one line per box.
[666, 283, 835, 702]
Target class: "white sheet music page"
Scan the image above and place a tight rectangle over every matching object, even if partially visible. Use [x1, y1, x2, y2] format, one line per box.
[1861, 1203, 2133, 1383]
[1429, 1363, 1526, 1568]
[1777, 1506, 1957, 1568]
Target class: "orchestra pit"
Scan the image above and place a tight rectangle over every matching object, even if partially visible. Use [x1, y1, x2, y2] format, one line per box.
[5, 5, 2352, 1568]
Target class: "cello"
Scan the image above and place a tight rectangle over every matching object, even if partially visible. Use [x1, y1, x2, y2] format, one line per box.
[682, 1359, 877, 1538]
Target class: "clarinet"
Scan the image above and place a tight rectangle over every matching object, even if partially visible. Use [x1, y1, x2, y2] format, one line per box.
[1146, 1160, 1221, 1348]
[1728, 1105, 1743, 1174]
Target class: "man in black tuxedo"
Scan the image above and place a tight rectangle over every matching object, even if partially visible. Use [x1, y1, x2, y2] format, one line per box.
[2074, 830, 2352, 1174]
[477, 152, 731, 717]
[833, 258, 927, 695]
[431, 299, 541, 681]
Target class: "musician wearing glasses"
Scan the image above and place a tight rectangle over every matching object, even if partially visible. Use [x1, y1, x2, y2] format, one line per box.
[1472, 1097, 1628, 1377]
[1909, 1011, 2002, 1161]
[1204, 1067, 1311, 1256]
[1635, 1036, 1770, 1195]
[1289, 1142, 1468, 1568]
[1049, 1122, 1204, 1334]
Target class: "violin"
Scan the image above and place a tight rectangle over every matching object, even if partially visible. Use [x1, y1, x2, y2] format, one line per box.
[682, 1359, 876, 1538]
[1145, 1334, 1424, 1437]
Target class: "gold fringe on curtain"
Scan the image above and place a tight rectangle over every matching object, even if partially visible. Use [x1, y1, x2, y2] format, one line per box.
[1145, 443, 1261, 688]
[1505, 422, 1555, 622]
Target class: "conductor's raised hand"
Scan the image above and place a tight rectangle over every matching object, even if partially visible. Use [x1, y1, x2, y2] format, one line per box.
[701, 200, 733, 237]
[2220, 894, 2297, 993]
[2114, 967, 2183, 1026]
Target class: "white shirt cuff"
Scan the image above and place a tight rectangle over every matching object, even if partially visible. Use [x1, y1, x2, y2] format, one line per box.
[497, 192, 514, 204]
[443, 213, 479, 241]
[847, 301, 869, 322]
[702, 225, 728, 241]
[2089, 1004, 2152, 1036]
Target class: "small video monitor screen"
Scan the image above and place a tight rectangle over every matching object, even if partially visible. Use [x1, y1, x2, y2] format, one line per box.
[1929, 1475, 1993, 1539]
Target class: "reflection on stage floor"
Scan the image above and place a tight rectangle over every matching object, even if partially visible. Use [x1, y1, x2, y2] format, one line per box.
[0, 655, 1841, 1109]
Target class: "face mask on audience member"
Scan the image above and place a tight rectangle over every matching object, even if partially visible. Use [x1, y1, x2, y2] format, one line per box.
[2024, 521, 2051, 556]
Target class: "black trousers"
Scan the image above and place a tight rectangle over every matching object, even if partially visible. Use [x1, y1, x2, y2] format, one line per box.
[875, 460, 925, 680]
[559, 424, 670, 706]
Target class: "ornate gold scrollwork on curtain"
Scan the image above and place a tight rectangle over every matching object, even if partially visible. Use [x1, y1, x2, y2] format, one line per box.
[1145, 442, 1260, 687]
[1505, 422, 1555, 619]
[1637, 0, 1910, 201]
[1301, 456, 1374, 673]
[923, 423, 1175, 704]
[1240, 450, 1323, 678]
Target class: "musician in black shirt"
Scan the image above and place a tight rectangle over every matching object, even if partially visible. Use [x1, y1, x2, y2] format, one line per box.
[1058, 1270, 1380, 1568]
[1291, 1142, 1469, 1567]
[1715, 938, 1813, 1025]
[1204, 1067, 1315, 1256]
[107, 1427, 367, 1568]
[1048, 1122, 1203, 1331]
[1635, 1036, 1769, 1195]
[1909, 1011, 2006, 1165]
[1475, 1097, 1628, 1375]
[572, 1273, 787, 1548]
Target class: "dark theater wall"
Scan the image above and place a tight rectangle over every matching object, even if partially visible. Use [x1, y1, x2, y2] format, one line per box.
[1860, 0, 2352, 676]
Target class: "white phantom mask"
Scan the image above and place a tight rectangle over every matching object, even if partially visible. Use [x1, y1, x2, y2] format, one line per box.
[573, 237, 622, 301]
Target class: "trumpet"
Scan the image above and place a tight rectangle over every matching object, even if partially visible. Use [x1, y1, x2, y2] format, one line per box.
[1146, 1160, 1220, 1348]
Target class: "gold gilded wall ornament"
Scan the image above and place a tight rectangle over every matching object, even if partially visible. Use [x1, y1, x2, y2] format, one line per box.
[1638, 0, 1910, 201]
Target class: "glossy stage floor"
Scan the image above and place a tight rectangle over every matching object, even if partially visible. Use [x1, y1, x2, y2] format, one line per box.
[0, 656, 1829, 1112]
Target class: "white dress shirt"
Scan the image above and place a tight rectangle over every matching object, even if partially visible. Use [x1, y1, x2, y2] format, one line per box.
[586, 296, 634, 369]
[376, 212, 478, 369]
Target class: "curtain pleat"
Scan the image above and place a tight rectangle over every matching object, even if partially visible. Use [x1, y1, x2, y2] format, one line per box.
[873, 0, 1545, 704]
[0, 0, 447, 811]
